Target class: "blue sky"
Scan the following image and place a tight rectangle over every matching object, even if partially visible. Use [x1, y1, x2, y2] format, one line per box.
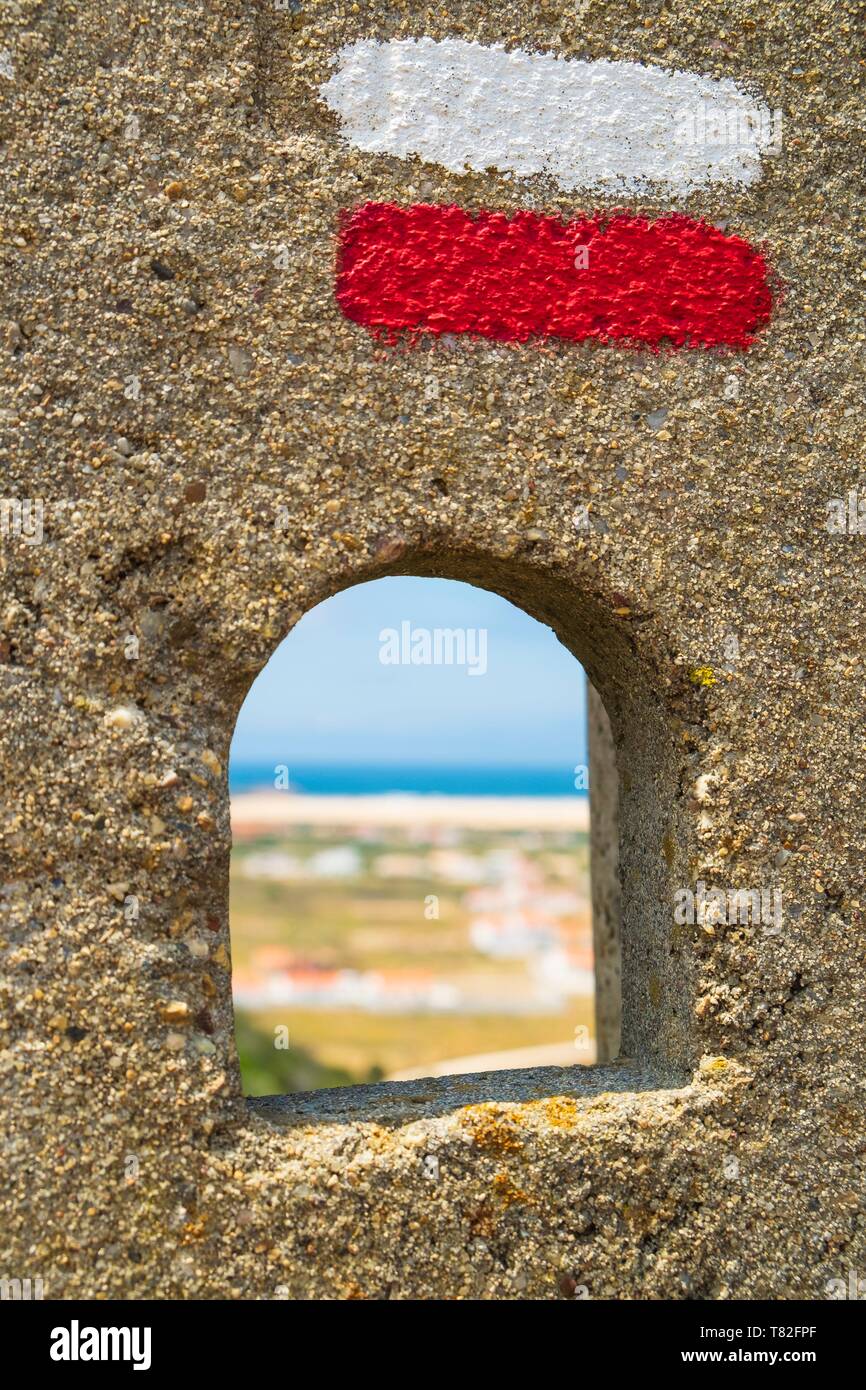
[231, 577, 587, 771]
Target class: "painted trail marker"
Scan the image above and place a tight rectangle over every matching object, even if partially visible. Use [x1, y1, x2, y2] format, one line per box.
[321, 37, 779, 196]
[324, 39, 777, 348]
[337, 204, 773, 348]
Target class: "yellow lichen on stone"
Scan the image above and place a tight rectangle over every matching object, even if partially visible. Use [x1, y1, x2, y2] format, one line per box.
[464, 1105, 524, 1154]
[543, 1097, 579, 1128]
[699, 1055, 730, 1074]
[492, 1173, 531, 1208]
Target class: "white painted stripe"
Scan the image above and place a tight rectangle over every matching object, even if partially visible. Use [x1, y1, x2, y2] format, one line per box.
[320, 38, 778, 196]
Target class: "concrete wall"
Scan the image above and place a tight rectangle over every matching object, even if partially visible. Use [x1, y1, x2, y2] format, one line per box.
[1, 0, 864, 1299]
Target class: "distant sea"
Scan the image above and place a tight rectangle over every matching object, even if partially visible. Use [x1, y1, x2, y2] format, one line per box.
[229, 762, 586, 798]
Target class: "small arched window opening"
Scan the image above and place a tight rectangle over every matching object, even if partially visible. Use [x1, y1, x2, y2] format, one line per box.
[229, 576, 618, 1095]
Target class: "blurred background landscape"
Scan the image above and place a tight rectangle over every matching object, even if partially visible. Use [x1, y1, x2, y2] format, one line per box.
[229, 577, 593, 1094]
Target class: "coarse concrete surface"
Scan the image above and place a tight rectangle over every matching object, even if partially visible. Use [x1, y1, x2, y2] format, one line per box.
[589, 683, 622, 1063]
[0, 0, 864, 1299]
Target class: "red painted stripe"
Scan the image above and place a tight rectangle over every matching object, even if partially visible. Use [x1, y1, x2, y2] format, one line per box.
[336, 203, 773, 349]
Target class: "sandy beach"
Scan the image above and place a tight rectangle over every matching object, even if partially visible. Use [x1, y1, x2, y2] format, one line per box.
[231, 789, 589, 836]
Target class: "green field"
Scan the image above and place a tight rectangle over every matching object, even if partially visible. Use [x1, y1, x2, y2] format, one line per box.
[231, 825, 593, 1094]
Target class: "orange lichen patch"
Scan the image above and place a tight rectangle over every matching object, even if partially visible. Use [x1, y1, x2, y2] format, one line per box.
[492, 1172, 532, 1208]
[544, 1096, 579, 1128]
[463, 1105, 524, 1154]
